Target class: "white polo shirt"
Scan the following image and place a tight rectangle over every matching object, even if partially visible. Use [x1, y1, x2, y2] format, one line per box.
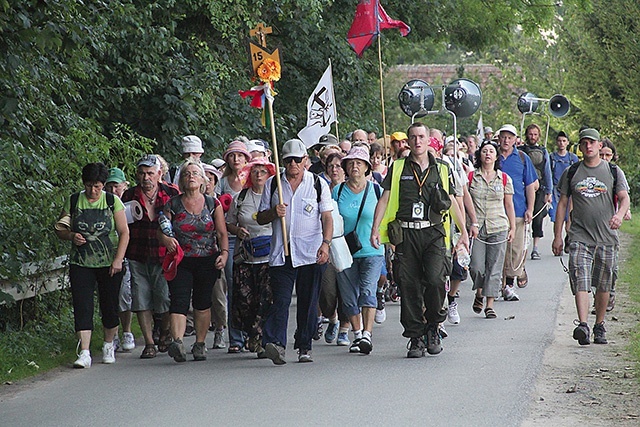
[260, 170, 333, 268]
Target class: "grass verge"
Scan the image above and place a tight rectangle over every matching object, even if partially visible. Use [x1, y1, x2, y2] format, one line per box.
[620, 210, 640, 368]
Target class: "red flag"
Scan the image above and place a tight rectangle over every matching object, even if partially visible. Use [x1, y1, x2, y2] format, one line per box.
[347, 0, 410, 57]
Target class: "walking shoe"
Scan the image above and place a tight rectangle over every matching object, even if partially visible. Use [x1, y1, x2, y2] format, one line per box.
[264, 342, 287, 365]
[358, 336, 372, 355]
[324, 322, 339, 343]
[530, 249, 541, 260]
[336, 332, 350, 346]
[298, 349, 313, 363]
[184, 325, 196, 337]
[113, 335, 121, 353]
[122, 332, 135, 351]
[572, 321, 591, 345]
[406, 337, 426, 358]
[349, 338, 362, 353]
[192, 342, 207, 361]
[375, 307, 387, 324]
[593, 322, 608, 344]
[447, 299, 460, 324]
[168, 339, 187, 362]
[212, 329, 226, 349]
[425, 324, 443, 355]
[607, 294, 616, 312]
[438, 324, 448, 339]
[102, 341, 116, 364]
[502, 285, 520, 301]
[73, 350, 92, 368]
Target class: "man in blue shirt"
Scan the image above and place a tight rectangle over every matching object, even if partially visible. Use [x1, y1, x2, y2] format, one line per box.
[497, 125, 539, 300]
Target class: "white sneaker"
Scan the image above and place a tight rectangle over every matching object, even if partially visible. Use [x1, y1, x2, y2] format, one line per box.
[73, 350, 92, 369]
[102, 341, 116, 364]
[212, 329, 226, 349]
[375, 308, 386, 324]
[447, 300, 460, 324]
[503, 285, 520, 301]
[122, 332, 135, 351]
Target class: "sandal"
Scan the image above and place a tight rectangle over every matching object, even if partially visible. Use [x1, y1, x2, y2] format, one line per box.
[157, 332, 172, 353]
[227, 345, 243, 354]
[517, 269, 528, 288]
[140, 344, 157, 359]
[484, 307, 497, 319]
[472, 295, 484, 314]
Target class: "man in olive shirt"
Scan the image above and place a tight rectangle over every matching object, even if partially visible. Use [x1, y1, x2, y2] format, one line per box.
[371, 122, 469, 358]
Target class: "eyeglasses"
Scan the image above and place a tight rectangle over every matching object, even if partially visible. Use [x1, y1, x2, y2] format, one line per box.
[327, 164, 342, 170]
[183, 171, 201, 177]
[251, 168, 269, 175]
[284, 156, 304, 164]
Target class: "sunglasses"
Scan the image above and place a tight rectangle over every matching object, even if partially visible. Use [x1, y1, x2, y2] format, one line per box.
[284, 156, 304, 164]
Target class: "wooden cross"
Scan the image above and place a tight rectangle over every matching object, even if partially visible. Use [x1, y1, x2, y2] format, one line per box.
[250, 23, 272, 48]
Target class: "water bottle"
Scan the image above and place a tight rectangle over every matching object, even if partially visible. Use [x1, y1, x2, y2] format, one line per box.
[456, 246, 470, 269]
[158, 211, 174, 237]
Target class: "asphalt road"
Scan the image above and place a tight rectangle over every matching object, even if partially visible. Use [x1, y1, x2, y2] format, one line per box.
[0, 233, 569, 427]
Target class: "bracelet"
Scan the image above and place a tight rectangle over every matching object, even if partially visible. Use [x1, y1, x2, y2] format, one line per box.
[471, 223, 479, 227]
[221, 249, 229, 253]
[322, 239, 332, 247]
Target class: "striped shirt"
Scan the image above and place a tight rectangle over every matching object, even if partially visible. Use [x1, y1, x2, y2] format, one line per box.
[260, 171, 333, 268]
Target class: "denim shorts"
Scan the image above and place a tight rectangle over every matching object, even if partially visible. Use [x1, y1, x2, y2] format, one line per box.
[336, 255, 384, 317]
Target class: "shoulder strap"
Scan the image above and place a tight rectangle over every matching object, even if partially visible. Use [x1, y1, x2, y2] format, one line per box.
[502, 171, 507, 187]
[106, 192, 115, 213]
[270, 176, 277, 204]
[609, 163, 618, 192]
[70, 192, 80, 218]
[373, 182, 381, 199]
[353, 181, 370, 229]
[467, 171, 474, 183]
[314, 174, 322, 203]
[518, 149, 526, 165]
[204, 194, 217, 215]
[566, 162, 581, 197]
[237, 188, 249, 204]
[169, 195, 181, 215]
[337, 182, 345, 200]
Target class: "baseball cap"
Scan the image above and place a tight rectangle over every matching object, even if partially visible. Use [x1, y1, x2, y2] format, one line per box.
[557, 131, 568, 139]
[162, 245, 184, 281]
[483, 126, 493, 134]
[106, 167, 126, 184]
[246, 140, 266, 153]
[497, 124, 518, 136]
[281, 139, 307, 159]
[211, 158, 226, 169]
[578, 128, 600, 142]
[137, 154, 160, 168]
[390, 131, 408, 142]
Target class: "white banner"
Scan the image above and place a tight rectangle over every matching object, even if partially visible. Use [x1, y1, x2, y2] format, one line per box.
[476, 112, 484, 141]
[298, 64, 337, 148]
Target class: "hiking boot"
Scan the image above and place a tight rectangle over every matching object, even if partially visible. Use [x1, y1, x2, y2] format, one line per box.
[264, 343, 287, 365]
[168, 339, 187, 362]
[298, 349, 313, 363]
[572, 321, 591, 345]
[212, 329, 226, 349]
[406, 337, 426, 358]
[122, 332, 135, 352]
[425, 324, 443, 355]
[73, 350, 92, 369]
[593, 322, 608, 344]
[358, 336, 373, 355]
[447, 299, 460, 324]
[102, 341, 116, 364]
[192, 342, 207, 361]
[324, 322, 339, 343]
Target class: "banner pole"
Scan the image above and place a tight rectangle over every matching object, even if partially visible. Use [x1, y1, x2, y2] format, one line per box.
[377, 34, 388, 160]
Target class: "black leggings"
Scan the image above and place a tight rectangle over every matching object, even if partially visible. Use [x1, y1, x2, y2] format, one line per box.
[69, 264, 123, 332]
[532, 190, 547, 239]
[168, 256, 220, 315]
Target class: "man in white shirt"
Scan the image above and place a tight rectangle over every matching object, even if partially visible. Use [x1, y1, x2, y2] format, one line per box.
[257, 139, 333, 364]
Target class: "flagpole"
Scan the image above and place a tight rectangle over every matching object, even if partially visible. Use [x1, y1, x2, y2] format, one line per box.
[330, 58, 340, 140]
[265, 85, 289, 256]
[377, 28, 388, 161]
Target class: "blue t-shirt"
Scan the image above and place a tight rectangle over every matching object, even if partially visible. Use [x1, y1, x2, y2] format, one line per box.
[551, 151, 579, 186]
[332, 181, 384, 258]
[500, 149, 538, 217]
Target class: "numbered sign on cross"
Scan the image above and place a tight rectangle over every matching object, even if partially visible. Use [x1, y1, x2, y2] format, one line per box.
[248, 23, 281, 77]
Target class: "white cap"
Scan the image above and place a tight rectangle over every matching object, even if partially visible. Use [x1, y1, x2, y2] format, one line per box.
[497, 124, 518, 136]
[282, 139, 307, 158]
[246, 140, 266, 153]
[181, 135, 204, 154]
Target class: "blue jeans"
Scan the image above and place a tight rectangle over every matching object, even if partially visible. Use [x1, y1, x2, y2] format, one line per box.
[225, 238, 245, 347]
[336, 256, 384, 317]
[262, 257, 325, 351]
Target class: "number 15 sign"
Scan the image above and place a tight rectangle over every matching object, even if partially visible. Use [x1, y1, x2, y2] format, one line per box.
[248, 23, 281, 77]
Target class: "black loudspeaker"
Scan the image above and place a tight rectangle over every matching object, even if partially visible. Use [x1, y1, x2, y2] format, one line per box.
[398, 79, 435, 119]
[549, 94, 570, 117]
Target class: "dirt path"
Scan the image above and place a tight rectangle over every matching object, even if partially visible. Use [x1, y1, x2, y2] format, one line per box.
[523, 233, 640, 426]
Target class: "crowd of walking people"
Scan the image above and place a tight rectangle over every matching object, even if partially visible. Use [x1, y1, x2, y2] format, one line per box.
[54, 121, 630, 367]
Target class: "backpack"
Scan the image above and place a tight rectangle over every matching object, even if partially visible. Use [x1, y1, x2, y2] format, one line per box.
[70, 191, 115, 218]
[519, 145, 547, 181]
[467, 170, 508, 188]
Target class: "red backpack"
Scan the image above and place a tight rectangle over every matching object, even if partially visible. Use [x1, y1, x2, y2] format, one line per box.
[468, 170, 508, 188]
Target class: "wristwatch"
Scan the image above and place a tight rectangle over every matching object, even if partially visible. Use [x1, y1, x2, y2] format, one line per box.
[322, 239, 332, 247]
